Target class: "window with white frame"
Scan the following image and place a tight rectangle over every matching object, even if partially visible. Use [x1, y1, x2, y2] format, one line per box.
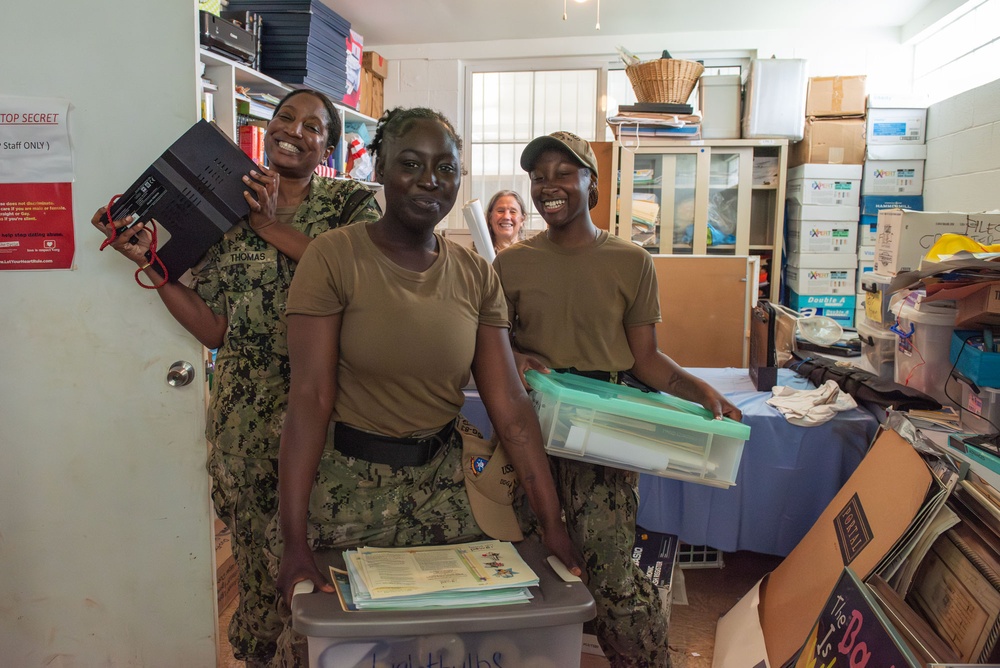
[912, 0, 1000, 104]
[468, 68, 600, 229]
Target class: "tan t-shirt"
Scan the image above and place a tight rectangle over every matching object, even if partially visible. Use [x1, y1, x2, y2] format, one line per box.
[287, 222, 509, 437]
[493, 230, 660, 371]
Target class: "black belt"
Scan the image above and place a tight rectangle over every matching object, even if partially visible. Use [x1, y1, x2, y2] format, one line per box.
[553, 367, 619, 384]
[554, 367, 657, 393]
[333, 420, 456, 467]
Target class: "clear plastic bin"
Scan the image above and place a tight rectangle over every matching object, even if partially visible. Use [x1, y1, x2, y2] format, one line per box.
[893, 301, 959, 407]
[526, 370, 750, 488]
[294, 539, 596, 668]
[857, 317, 895, 381]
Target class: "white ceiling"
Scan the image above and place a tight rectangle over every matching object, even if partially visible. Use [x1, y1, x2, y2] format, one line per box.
[327, 0, 937, 48]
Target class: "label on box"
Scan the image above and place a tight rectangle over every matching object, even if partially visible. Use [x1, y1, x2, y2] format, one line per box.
[787, 266, 856, 295]
[787, 292, 857, 326]
[787, 222, 857, 254]
[862, 160, 925, 196]
[787, 178, 860, 207]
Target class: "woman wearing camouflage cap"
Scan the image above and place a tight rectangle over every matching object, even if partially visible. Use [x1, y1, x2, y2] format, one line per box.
[494, 130, 741, 667]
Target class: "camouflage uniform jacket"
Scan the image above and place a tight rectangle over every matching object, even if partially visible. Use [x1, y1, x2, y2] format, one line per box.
[193, 177, 380, 458]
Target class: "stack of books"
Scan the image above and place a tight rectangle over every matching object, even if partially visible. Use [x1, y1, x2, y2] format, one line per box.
[607, 102, 702, 140]
[226, 0, 356, 105]
[334, 540, 540, 611]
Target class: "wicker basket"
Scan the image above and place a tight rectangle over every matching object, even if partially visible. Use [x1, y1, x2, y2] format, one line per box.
[626, 58, 705, 104]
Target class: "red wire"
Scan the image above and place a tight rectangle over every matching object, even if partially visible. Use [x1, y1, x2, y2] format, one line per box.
[98, 194, 169, 289]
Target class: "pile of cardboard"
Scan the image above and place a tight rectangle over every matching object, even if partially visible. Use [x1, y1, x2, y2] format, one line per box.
[714, 423, 1000, 665]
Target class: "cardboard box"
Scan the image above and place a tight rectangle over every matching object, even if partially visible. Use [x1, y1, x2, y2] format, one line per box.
[786, 177, 860, 208]
[786, 291, 857, 327]
[867, 106, 928, 146]
[362, 50, 388, 79]
[787, 117, 866, 167]
[859, 195, 923, 246]
[215, 521, 238, 611]
[805, 75, 867, 117]
[786, 219, 858, 254]
[786, 251, 859, 270]
[713, 428, 933, 668]
[786, 200, 860, 223]
[785, 265, 857, 295]
[787, 163, 863, 181]
[873, 209, 1000, 275]
[866, 143, 928, 161]
[359, 68, 384, 119]
[930, 280, 1000, 328]
[862, 159, 925, 196]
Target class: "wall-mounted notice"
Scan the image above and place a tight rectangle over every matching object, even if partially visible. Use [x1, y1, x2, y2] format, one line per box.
[0, 96, 74, 271]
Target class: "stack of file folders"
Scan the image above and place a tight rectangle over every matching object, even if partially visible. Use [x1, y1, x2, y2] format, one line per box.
[608, 102, 702, 139]
[334, 541, 540, 611]
[227, 0, 350, 102]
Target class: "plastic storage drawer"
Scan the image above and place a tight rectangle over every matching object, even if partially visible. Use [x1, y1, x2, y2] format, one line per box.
[293, 539, 596, 668]
[526, 370, 750, 488]
[857, 317, 895, 381]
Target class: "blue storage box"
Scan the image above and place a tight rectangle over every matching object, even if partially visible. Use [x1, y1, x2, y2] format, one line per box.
[949, 329, 1000, 387]
[951, 329, 1000, 388]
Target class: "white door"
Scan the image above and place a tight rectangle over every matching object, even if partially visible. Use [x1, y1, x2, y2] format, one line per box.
[0, 3, 218, 665]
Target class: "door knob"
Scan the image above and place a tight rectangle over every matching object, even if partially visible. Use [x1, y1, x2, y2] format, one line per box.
[167, 361, 196, 387]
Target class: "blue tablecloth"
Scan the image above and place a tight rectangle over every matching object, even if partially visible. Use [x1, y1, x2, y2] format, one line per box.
[636, 368, 879, 556]
[462, 367, 879, 558]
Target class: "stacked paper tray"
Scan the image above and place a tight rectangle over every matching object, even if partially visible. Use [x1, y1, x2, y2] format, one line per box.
[526, 370, 750, 488]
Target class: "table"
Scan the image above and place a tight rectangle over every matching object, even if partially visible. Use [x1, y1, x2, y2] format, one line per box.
[635, 368, 879, 556]
[462, 367, 879, 558]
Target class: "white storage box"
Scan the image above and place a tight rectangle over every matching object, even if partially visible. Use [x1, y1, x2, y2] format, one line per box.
[785, 265, 856, 295]
[787, 200, 860, 223]
[786, 251, 859, 270]
[861, 159, 925, 196]
[742, 58, 808, 140]
[787, 164, 863, 181]
[873, 209, 1000, 276]
[960, 382, 1000, 433]
[893, 301, 960, 407]
[787, 219, 858, 254]
[857, 317, 895, 381]
[526, 370, 750, 488]
[866, 106, 927, 146]
[294, 539, 596, 668]
[866, 144, 928, 161]
[700, 74, 742, 140]
[786, 178, 860, 208]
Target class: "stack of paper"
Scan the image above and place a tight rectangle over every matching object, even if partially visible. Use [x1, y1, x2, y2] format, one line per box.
[338, 540, 539, 610]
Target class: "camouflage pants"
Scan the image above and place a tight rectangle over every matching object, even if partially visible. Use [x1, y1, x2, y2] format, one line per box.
[207, 448, 283, 664]
[519, 457, 670, 668]
[267, 419, 487, 667]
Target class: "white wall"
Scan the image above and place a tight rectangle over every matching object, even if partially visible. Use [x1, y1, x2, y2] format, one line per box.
[374, 26, 917, 227]
[923, 78, 1000, 211]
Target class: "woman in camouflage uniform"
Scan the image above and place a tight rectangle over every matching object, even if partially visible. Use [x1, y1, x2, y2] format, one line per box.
[493, 131, 742, 668]
[270, 108, 584, 666]
[92, 89, 380, 667]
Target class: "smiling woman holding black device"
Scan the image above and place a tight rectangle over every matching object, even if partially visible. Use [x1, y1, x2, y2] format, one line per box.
[91, 88, 380, 667]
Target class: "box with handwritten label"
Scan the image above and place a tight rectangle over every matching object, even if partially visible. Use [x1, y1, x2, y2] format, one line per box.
[526, 370, 750, 489]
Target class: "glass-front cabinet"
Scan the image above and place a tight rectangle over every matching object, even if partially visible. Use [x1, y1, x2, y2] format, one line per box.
[611, 138, 788, 301]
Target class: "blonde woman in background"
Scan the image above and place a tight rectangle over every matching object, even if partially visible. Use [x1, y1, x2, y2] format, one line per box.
[486, 189, 527, 252]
